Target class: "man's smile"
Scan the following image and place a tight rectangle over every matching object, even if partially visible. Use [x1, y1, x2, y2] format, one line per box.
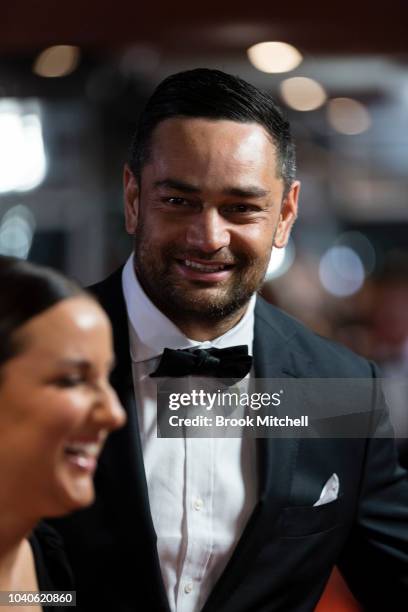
[175, 257, 235, 282]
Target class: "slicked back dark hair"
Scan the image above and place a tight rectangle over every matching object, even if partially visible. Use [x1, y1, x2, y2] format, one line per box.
[0, 256, 86, 369]
[128, 68, 296, 192]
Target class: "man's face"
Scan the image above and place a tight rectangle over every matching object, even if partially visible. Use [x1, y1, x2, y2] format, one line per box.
[124, 118, 299, 327]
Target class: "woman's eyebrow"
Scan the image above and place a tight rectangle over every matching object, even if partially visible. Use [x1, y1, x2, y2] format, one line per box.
[54, 358, 90, 368]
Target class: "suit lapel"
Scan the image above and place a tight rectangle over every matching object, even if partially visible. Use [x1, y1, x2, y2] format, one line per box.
[253, 296, 313, 499]
[202, 297, 311, 611]
[91, 268, 171, 611]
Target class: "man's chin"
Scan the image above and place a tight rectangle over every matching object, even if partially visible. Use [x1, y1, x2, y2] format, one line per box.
[163, 287, 251, 321]
[137, 265, 260, 321]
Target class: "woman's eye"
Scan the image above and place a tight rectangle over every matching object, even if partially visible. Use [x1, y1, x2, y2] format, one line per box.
[54, 376, 83, 388]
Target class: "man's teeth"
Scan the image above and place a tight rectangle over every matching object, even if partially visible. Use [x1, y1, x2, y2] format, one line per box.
[183, 259, 227, 272]
[64, 442, 99, 457]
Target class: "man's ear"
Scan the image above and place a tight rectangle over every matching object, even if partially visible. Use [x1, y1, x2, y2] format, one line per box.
[273, 180, 300, 248]
[124, 164, 140, 235]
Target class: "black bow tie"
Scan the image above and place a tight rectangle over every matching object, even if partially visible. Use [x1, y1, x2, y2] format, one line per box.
[150, 345, 252, 382]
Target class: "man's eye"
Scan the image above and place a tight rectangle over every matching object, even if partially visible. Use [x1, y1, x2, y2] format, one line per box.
[166, 197, 188, 206]
[225, 204, 260, 214]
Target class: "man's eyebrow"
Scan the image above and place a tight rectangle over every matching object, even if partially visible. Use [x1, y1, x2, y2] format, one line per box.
[154, 179, 201, 193]
[222, 186, 270, 199]
[154, 179, 270, 199]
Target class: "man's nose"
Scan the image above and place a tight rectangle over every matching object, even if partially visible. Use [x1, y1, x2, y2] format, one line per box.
[185, 208, 230, 253]
[93, 383, 127, 432]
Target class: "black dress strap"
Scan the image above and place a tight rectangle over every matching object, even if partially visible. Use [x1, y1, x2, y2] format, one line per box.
[29, 522, 74, 612]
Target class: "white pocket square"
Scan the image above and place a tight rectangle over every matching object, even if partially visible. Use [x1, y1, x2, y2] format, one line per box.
[313, 473, 339, 506]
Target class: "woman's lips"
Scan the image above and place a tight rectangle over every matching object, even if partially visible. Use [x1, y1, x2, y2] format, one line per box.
[175, 258, 234, 282]
[65, 453, 97, 472]
[64, 441, 101, 473]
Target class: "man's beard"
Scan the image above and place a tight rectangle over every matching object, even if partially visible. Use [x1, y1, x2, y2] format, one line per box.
[133, 228, 272, 326]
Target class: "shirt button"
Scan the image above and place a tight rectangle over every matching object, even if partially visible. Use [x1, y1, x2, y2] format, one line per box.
[193, 497, 204, 511]
[184, 582, 193, 594]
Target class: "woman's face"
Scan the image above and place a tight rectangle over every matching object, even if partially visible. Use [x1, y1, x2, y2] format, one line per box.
[0, 296, 126, 518]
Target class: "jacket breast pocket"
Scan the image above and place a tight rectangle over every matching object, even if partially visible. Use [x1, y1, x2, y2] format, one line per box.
[279, 496, 345, 537]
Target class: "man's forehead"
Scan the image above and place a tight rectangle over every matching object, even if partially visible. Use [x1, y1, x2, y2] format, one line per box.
[150, 116, 275, 149]
[147, 117, 279, 173]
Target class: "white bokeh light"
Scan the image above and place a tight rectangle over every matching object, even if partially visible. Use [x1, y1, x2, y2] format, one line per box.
[319, 246, 365, 297]
[247, 42, 302, 74]
[0, 100, 47, 193]
[327, 98, 371, 135]
[0, 205, 36, 259]
[265, 239, 296, 280]
[280, 77, 327, 111]
[33, 45, 80, 78]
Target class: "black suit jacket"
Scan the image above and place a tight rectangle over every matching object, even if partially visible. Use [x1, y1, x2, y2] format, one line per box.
[51, 268, 408, 611]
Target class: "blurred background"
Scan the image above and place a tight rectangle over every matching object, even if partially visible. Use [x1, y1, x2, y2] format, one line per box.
[1, 1, 407, 447]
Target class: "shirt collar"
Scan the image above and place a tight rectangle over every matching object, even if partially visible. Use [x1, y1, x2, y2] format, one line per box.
[121, 253, 255, 363]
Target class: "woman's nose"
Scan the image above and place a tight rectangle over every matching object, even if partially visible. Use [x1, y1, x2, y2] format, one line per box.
[94, 384, 126, 432]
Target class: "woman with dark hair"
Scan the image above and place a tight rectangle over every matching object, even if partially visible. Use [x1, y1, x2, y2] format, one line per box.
[0, 256, 126, 609]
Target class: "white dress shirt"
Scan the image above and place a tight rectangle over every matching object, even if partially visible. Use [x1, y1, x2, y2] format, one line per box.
[122, 254, 257, 612]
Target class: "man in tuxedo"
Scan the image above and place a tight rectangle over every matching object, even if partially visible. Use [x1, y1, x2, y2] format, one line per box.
[53, 69, 408, 611]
